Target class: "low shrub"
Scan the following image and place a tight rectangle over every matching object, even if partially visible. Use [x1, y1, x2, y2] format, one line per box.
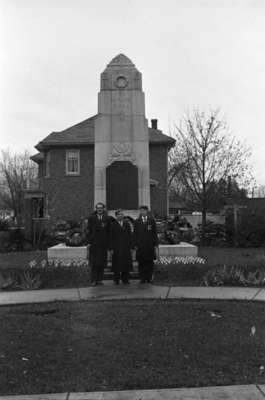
[0, 231, 10, 252]
[0, 271, 17, 289]
[203, 265, 265, 287]
[17, 271, 42, 290]
[0, 258, 91, 291]
[195, 221, 226, 246]
[8, 228, 25, 251]
[0, 218, 9, 231]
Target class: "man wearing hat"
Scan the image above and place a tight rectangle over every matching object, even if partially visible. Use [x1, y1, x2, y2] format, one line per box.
[134, 206, 158, 283]
[109, 209, 133, 285]
[87, 202, 111, 286]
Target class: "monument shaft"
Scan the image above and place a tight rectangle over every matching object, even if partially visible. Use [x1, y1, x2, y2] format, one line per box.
[94, 54, 150, 211]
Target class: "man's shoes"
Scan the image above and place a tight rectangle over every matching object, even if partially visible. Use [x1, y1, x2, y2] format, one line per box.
[122, 280, 130, 284]
[140, 279, 146, 284]
[97, 281, 104, 286]
[146, 279, 153, 284]
[114, 280, 120, 285]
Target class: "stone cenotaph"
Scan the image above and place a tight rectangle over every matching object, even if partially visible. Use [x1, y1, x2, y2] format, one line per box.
[94, 54, 150, 215]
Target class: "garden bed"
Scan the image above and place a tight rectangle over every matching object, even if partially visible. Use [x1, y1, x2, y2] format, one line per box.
[1, 247, 265, 290]
[1, 299, 265, 395]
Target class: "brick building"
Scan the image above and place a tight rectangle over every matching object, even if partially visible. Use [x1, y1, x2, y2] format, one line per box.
[26, 54, 175, 231]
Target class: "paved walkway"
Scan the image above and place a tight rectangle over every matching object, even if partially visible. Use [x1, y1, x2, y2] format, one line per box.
[1, 385, 265, 399]
[0, 281, 265, 306]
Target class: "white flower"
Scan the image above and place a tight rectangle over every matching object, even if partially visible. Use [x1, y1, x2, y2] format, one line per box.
[28, 260, 37, 268]
[40, 259, 47, 268]
[157, 255, 206, 266]
[250, 326, 256, 336]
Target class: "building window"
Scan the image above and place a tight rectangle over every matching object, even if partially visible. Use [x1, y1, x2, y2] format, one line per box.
[66, 150, 80, 175]
[45, 152, 50, 177]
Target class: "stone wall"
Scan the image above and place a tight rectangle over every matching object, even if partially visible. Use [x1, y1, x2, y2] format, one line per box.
[41, 146, 94, 223]
[149, 144, 168, 217]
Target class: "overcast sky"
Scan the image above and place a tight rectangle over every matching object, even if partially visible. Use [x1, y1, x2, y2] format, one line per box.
[1, 0, 265, 185]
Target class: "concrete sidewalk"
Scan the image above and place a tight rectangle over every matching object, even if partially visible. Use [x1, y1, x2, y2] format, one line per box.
[1, 385, 265, 399]
[0, 281, 265, 305]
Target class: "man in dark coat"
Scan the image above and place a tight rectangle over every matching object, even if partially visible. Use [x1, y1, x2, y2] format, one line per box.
[134, 206, 158, 283]
[110, 209, 133, 284]
[87, 203, 111, 286]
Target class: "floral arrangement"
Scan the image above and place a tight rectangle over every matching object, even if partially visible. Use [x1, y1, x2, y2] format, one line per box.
[28, 259, 89, 269]
[156, 256, 206, 265]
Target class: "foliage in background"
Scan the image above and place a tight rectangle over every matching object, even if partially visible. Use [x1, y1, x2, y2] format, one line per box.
[253, 184, 265, 198]
[168, 109, 253, 242]
[237, 209, 265, 248]
[0, 150, 38, 226]
[0, 225, 26, 253]
[195, 221, 227, 246]
[38, 218, 89, 249]
[225, 204, 265, 247]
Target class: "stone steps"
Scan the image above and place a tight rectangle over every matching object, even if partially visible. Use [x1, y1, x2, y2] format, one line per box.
[103, 270, 140, 280]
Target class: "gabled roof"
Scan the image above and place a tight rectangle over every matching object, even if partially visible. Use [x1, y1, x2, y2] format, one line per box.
[35, 114, 175, 150]
[36, 115, 97, 150]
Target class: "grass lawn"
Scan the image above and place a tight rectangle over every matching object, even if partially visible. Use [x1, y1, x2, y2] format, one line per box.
[1, 299, 265, 395]
[0, 247, 265, 288]
[199, 247, 265, 266]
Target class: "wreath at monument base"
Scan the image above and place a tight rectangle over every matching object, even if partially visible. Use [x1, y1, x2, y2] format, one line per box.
[65, 230, 87, 247]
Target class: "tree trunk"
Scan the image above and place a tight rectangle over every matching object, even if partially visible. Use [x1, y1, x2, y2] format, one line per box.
[201, 207, 207, 246]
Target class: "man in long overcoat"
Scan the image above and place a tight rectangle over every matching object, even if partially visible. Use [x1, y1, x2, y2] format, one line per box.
[87, 203, 111, 286]
[110, 209, 133, 284]
[134, 206, 158, 283]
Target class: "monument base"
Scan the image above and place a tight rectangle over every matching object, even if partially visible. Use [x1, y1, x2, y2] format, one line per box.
[47, 242, 198, 264]
[108, 210, 139, 220]
[48, 243, 88, 263]
[159, 242, 198, 257]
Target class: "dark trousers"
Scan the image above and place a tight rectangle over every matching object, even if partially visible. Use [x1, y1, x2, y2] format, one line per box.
[113, 271, 130, 283]
[91, 264, 104, 283]
[138, 260, 154, 281]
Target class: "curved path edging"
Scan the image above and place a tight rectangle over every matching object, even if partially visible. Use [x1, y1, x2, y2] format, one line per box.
[0, 281, 265, 306]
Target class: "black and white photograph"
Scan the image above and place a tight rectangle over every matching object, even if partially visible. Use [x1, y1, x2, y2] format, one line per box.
[1, 1, 265, 399]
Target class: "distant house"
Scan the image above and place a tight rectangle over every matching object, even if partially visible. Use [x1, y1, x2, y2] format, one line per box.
[168, 192, 190, 215]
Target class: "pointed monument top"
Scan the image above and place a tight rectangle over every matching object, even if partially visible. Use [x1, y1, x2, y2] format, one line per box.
[107, 53, 135, 67]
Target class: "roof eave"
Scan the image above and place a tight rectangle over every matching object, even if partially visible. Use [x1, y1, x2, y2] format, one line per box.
[149, 140, 175, 148]
[36, 141, 94, 150]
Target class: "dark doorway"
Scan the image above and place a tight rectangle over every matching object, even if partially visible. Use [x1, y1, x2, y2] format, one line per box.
[106, 161, 138, 209]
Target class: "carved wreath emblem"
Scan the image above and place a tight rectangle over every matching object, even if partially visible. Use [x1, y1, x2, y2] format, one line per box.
[108, 142, 136, 164]
[113, 143, 132, 156]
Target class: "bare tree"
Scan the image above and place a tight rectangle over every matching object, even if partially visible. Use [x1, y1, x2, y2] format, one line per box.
[170, 109, 253, 240]
[0, 149, 38, 226]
